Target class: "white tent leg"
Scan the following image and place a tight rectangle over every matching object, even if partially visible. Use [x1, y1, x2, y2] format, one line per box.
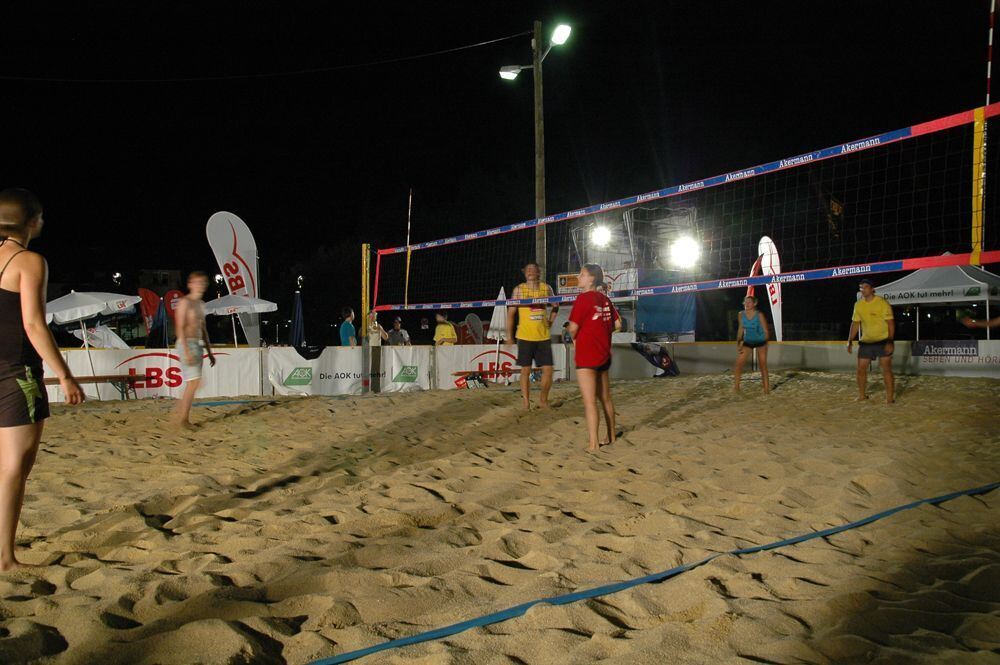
[916, 306, 920, 341]
[231, 314, 238, 347]
[80, 321, 102, 401]
[987, 299, 991, 341]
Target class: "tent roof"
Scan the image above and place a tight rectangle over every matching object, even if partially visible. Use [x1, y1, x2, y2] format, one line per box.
[875, 263, 1000, 305]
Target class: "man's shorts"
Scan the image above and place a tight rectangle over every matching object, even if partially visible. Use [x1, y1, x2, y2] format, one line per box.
[176, 340, 205, 382]
[858, 340, 892, 361]
[517, 339, 554, 368]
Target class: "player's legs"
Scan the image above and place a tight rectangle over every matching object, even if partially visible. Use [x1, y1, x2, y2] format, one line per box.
[757, 345, 770, 394]
[879, 355, 894, 404]
[733, 346, 751, 392]
[598, 368, 615, 444]
[0, 422, 42, 571]
[856, 355, 871, 400]
[576, 368, 601, 451]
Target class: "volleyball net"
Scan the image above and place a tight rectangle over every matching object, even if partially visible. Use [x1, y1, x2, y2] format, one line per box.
[371, 103, 1000, 339]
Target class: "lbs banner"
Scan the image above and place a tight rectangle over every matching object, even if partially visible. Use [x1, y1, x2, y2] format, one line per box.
[207, 211, 261, 347]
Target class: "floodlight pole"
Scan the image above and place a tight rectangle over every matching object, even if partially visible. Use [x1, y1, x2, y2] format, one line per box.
[532, 20, 547, 282]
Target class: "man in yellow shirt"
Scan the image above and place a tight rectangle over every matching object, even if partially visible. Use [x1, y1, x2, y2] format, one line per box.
[433, 312, 457, 345]
[506, 262, 559, 409]
[847, 278, 895, 403]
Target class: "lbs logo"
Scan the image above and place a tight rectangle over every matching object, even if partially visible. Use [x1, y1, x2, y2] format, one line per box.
[115, 351, 228, 390]
[469, 350, 517, 379]
[115, 353, 183, 389]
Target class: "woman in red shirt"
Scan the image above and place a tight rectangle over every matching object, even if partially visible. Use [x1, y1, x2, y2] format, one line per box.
[568, 264, 621, 451]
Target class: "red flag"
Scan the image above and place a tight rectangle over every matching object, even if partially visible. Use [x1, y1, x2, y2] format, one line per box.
[164, 289, 184, 322]
[137, 288, 160, 333]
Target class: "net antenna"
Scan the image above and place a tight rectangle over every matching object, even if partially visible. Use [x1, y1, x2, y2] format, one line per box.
[404, 187, 414, 308]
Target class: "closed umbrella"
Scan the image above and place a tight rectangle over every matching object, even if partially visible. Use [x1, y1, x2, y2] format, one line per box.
[147, 298, 169, 348]
[289, 291, 305, 347]
[487, 287, 508, 382]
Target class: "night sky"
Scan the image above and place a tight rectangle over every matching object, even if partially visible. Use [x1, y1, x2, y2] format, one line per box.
[1, 1, 990, 341]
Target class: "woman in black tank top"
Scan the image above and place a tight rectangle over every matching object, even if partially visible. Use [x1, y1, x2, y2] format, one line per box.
[0, 188, 84, 572]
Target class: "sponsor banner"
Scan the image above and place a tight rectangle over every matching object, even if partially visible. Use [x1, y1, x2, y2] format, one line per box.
[910, 340, 1000, 377]
[46, 348, 261, 402]
[206, 211, 260, 346]
[377, 259, 925, 312]
[268, 347, 365, 396]
[434, 344, 569, 389]
[911, 340, 979, 357]
[758, 236, 783, 342]
[882, 288, 993, 304]
[380, 346, 432, 393]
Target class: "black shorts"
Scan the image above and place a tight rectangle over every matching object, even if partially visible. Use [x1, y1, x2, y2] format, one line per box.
[517, 339, 554, 368]
[858, 340, 893, 361]
[577, 358, 612, 372]
[0, 366, 50, 428]
[742, 340, 767, 349]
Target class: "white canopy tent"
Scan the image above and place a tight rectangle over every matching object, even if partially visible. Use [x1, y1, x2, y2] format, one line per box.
[875, 263, 1000, 339]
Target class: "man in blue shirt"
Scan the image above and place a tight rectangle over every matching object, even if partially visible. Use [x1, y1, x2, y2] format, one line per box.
[340, 307, 357, 347]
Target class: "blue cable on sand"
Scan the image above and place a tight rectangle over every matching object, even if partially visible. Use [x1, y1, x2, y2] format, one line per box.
[308, 480, 1000, 665]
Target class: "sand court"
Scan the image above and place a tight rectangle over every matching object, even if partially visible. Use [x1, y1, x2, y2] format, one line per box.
[0, 371, 997, 664]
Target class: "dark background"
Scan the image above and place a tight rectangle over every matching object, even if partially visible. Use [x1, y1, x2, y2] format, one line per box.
[1, 1, 992, 344]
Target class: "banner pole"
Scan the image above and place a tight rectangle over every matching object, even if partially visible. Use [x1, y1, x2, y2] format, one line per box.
[361, 244, 370, 339]
[404, 188, 413, 309]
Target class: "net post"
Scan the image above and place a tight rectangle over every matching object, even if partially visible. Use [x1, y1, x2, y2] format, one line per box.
[972, 107, 986, 266]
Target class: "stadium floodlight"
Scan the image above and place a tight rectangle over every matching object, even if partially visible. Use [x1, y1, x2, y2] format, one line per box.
[669, 235, 701, 269]
[551, 24, 572, 46]
[591, 225, 612, 248]
[499, 66, 521, 81]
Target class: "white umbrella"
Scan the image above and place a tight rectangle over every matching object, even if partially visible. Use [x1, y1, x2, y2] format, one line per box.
[46, 291, 140, 324]
[487, 288, 508, 383]
[204, 294, 277, 346]
[46, 291, 142, 400]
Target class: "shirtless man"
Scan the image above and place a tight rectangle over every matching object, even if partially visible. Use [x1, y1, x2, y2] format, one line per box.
[171, 272, 216, 428]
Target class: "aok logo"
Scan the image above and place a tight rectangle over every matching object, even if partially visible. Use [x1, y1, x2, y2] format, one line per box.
[284, 367, 313, 386]
[393, 366, 419, 383]
[470, 350, 517, 380]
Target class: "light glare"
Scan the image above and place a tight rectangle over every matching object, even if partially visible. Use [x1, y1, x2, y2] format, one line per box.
[669, 236, 701, 269]
[591, 225, 612, 248]
[551, 24, 572, 45]
[499, 66, 520, 80]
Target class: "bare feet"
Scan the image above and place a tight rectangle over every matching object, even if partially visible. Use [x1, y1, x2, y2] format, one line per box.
[855, 395, 869, 402]
[0, 558, 40, 573]
[586, 443, 600, 452]
[171, 419, 197, 431]
[537, 401, 552, 410]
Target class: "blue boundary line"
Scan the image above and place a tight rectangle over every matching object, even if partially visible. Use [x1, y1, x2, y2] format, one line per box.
[193, 400, 274, 408]
[308, 480, 999, 665]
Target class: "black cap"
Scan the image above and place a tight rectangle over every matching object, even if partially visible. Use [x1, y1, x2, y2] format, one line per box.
[858, 278, 875, 287]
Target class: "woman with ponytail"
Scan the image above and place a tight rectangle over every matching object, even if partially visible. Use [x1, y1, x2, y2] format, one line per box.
[567, 264, 621, 451]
